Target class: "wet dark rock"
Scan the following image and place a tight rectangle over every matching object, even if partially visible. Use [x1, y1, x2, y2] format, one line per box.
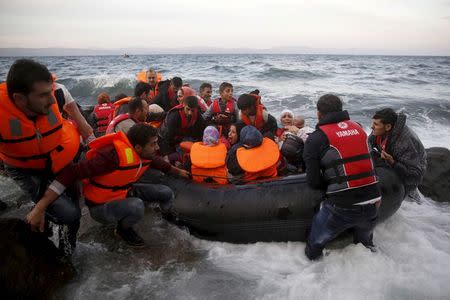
[418, 147, 450, 202]
[0, 218, 75, 299]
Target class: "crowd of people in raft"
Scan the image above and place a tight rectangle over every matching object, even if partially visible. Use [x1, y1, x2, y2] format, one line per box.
[0, 59, 426, 260]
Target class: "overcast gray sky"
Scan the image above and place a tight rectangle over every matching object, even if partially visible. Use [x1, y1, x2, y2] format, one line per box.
[1, 0, 449, 55]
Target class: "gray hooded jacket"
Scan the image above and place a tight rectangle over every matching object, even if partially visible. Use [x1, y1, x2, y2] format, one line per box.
[369, 113, 426, 194]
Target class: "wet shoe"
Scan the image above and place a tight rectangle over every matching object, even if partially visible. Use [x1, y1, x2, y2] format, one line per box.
[115, 226, 145, 247]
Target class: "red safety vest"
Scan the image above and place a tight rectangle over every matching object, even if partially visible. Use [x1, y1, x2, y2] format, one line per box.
[168, 104, 198, 135]
[82, 132, 151, 204]
[93, 102, 114, 134]
[319, 120, 377, 193]
[106, 113, 133, 134]
[240, 104, 265, 130]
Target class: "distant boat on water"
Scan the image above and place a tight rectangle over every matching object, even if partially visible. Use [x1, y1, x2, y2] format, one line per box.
[123, 53, 130, 58]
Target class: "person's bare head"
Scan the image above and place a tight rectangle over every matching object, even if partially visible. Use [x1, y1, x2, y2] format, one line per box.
[293, 116, 305, 129]
[146, 68, 157, 87]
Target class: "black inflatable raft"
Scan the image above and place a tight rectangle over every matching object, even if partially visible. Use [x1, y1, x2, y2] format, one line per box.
[160, 166, 405, 243]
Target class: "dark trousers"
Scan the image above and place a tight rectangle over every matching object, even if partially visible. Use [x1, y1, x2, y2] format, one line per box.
[4, 165, 81, 227]
[88, 183, 174, 228]
[4, 165, 81, 253]
[305, 201, 378, 260]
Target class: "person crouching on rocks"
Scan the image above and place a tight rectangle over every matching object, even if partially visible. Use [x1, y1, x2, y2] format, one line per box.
[369, 108, 426, 199]
[29, 124, 189, 247]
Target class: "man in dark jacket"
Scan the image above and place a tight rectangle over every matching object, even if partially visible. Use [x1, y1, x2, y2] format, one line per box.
[369, 108, 426, 196]
[152, 77, 183, 111]
[303, 94, 381, 260]
[158, 96, 205, 163]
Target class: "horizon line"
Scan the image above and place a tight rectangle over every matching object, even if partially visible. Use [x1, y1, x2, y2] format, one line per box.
[0, 47, 449, 57]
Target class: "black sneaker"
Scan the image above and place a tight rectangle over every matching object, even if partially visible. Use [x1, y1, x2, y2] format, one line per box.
[115, 226, 145, 247]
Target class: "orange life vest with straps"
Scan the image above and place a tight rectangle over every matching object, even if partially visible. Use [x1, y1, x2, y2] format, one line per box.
[240, 104, 265, 130]
[319, 120, 377, 194]
[236, 137, 279, 181]
[191, 142, 228, 184]
[136, 71, 162, 100]
[111, 96, 132, 119]
[82, 132, 151, 204]
[148, 120, 162, 128]
[0, 83, 80, 173]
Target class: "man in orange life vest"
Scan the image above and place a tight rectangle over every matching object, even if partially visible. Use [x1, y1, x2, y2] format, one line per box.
[226, 125, 279, 182]
[0, 59, 81, 253]
[236, 93, 278, 139]
[159, 95, 206, 163]
[106, 97, 148, 134]
[90, 92, 114, 136]
[303, 94, 381, 260]
[30, 124, 189, 247]
[136, 68, 161, 101]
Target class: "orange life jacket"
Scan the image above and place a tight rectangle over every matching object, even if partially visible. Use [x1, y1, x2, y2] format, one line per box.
[237, 137, 279, 181]
[136, 71, 162, 100]
[82, 132, 151, 204]
[148, 120, 162, 128]
[111, 96, 132, 119]
[240, 104, 265, 130]
[136, 71, 162, 83]
[0, 83, 80, 173]
[191, 142, 228, 184]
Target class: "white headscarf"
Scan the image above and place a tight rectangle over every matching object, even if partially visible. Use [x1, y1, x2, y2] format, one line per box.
[280, 109, 294, 121]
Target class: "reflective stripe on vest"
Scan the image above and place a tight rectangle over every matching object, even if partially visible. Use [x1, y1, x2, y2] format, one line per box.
[82, 132, 150, 204]
[0, 83, 80, 173]
[319, 120, 377, 194]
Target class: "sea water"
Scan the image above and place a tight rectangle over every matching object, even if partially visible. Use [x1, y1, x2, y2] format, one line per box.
[0, 54, 449, 299]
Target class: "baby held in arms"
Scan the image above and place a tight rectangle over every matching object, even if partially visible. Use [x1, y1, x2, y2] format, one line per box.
[284, 116, 314, 142]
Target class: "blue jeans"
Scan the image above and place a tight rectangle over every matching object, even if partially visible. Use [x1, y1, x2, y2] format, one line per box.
[305, 201, 378, 260]
[88, 183, 174, 228]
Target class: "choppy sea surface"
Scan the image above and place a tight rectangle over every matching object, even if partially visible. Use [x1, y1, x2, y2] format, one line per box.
[1, 54, 449, 299]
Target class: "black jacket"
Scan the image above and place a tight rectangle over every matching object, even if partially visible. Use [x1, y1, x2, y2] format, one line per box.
[158, 109, 205, 156]
[303, 110, 380, 206]
[235, 113, 278, 140]
[368, 113, 426, 194]
[152, 80, 177, 112]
